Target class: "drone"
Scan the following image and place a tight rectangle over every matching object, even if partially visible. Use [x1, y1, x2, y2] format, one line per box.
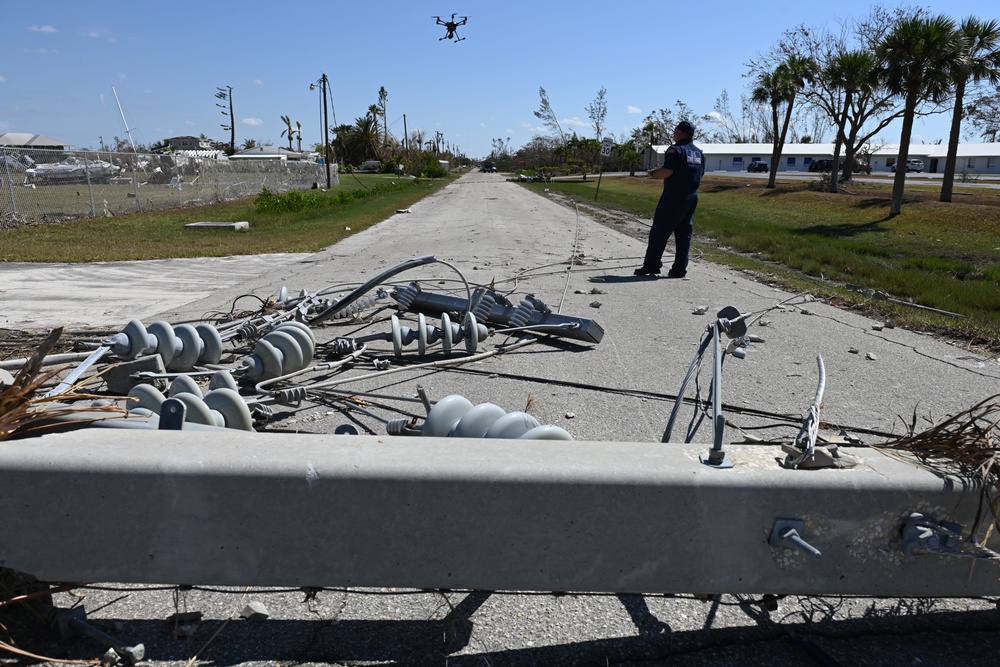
[434, 13, 468, 42]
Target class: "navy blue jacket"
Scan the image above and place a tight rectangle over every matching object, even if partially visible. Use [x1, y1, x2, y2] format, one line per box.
[661, 138, 704, 200]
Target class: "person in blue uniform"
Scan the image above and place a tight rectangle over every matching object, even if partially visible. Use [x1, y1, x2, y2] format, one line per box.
[635, 120, 704, 278]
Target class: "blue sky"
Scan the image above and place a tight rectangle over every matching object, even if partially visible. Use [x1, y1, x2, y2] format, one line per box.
[4, 0, 998, 158]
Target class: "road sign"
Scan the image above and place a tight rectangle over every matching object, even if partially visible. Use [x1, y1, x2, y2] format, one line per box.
[600, 137, 613, 158]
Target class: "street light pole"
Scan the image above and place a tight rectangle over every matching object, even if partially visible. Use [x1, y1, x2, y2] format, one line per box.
[320, 74, 331, 189]
[311, 74, 332, 189]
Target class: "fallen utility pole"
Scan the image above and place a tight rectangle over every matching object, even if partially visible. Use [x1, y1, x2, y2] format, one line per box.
[1, 429, 998, 598]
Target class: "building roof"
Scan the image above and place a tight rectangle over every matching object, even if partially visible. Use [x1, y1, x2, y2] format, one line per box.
[0, 132, 69, 147]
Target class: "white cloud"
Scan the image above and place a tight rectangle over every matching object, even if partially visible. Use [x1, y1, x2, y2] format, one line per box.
[0, 75, 6, 83]
[243, 118, 264, 127]
[98, 93, 105, 106]
[627, 105, 642, 114]
[252, 79, 264, 85]
[82, 28, 112, 39]
[479, 122, 487, 129]
[118, 73, 126, 82]
[28, 25, 57, 33]
[563, 116, 587, 128]
[506, 129, 514, 135]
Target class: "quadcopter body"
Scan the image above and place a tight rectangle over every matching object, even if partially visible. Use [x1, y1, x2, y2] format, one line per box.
[434, 13, 468, 42]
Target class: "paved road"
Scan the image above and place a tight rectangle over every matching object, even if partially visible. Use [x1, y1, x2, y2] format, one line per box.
[3, 171, 1000, 666]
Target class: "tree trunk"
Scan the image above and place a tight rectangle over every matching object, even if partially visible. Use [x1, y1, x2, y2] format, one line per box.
[766, 103, 781, 189]
[940, 78, 966, 203]
[829, 92, 852, 194]
[890, 90, 918, 217]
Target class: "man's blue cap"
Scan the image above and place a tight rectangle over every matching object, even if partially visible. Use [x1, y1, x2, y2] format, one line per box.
[675, 120, 695, 136]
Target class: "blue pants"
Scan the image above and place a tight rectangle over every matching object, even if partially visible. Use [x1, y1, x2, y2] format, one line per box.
[642, 195, 697, 274]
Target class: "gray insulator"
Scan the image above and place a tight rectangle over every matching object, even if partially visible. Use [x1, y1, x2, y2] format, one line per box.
[394, 282, 422, 311]
[126, 382, 253, 431]
[240, 322, 316, 381]
[275, 386, 308, 405]
[250, 403, 274, 421]
[107, 319, 157, 359]
[330, 338, 358, 356]
[471, 291, 496, 322]
[385, 418, 421, 436]
[234, 323, 262, 342]
[415, 394, 573, 440]
[108, 319, 223, 369]
[328, 293, 381, 319]
[508, 298, 535, 329]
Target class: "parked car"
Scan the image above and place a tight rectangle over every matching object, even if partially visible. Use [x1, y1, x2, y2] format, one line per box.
[851, 160, 873, 174]
[355, 160, 381, 173]
[746, 161, 769, 173]
[481, 162, 497, 173]
[808, 159, 833, 172]
[890, 159, 924, 173]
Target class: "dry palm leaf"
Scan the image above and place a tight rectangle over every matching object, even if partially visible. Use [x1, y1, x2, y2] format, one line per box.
[0, 327, 126, 442]
[875, 394, 1000, 543]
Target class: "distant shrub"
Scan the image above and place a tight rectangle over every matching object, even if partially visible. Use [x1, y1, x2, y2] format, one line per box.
[417, 154, 449, 178]
[254, 187, 314, 213]
[254, 180, 416, 214]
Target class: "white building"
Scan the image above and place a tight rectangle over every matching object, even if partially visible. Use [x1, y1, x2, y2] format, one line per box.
[648, 142, 1000, 175]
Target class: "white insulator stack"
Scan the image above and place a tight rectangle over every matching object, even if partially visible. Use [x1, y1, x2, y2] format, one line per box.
[390, 313, 489, 357]
[127, 371, 253, 431]
[239, 321, 316, 382]
[397, 394, 574, 440]
[107, 319, 224, 371]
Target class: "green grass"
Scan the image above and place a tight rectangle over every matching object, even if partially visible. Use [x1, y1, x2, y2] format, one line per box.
[524, 175, 1000, 350]
[0, 174, 452, 262]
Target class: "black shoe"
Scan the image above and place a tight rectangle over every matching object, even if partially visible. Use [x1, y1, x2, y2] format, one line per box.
[666, 270, 686, 279]
[634, 267, 660, 276]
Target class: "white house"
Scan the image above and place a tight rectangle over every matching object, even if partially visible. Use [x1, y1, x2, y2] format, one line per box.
[647, 142, 1000, 175]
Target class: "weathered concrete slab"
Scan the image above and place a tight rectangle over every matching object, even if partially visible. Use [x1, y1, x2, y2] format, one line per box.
[184, 221, 249, 230]
[1, 429, 995, 597]
[0, 253, 310, 329]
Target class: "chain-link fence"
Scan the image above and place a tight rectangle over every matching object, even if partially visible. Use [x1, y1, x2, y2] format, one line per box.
[0, 147, 338, 225]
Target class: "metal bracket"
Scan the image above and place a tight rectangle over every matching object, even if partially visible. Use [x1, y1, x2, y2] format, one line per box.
[158, 398, 186, 430]
[902, 512, 1000, 560]
[769, 519, 822, 559]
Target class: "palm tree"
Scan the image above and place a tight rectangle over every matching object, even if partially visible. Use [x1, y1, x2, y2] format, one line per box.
[878, 14, 961, 216]
[353, 115, 380, 161]
[824, 50, 878, 193]
[280, 115, 296, 151]
[940, 17, 1000, 202]
[751, 54, 818, 188]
